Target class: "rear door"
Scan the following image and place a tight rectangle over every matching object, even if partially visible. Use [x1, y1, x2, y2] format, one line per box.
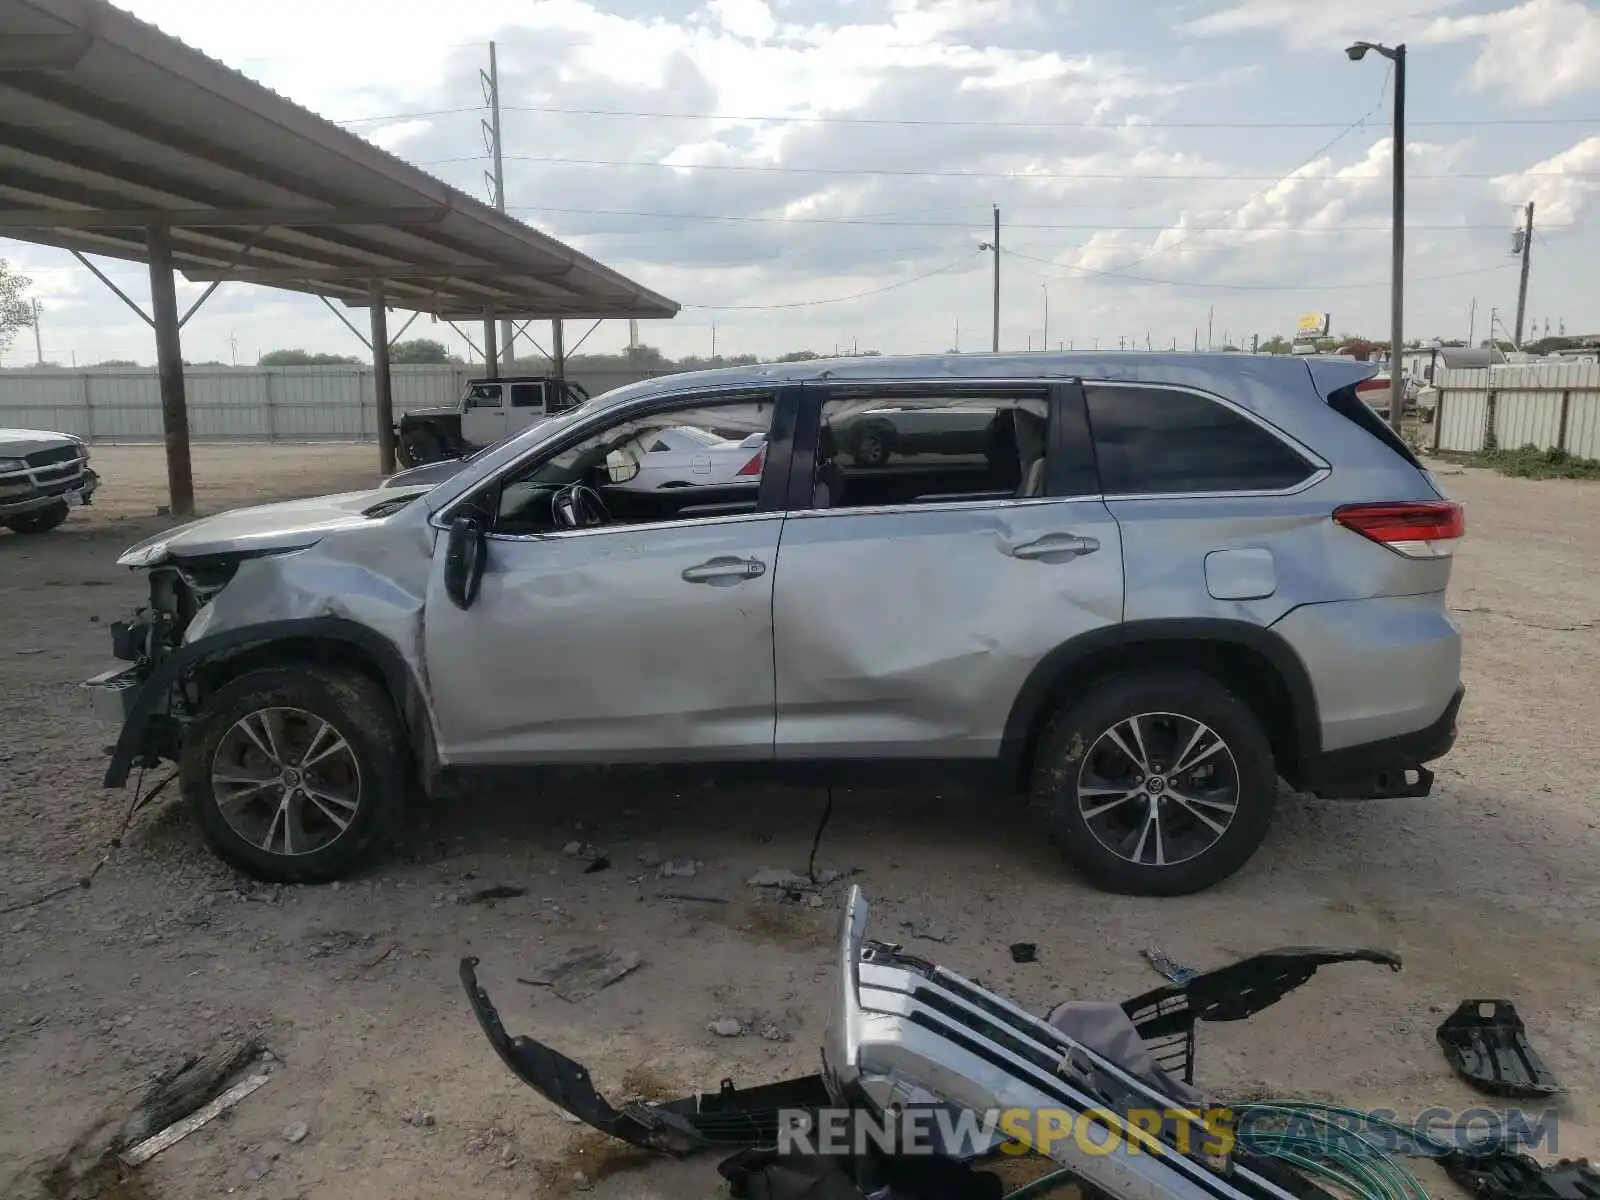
[507, 381, 549, 434]
[770, 379, 1124, 761]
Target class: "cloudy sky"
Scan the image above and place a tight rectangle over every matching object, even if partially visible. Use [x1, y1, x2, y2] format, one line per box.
[3, 0, 1598, 367]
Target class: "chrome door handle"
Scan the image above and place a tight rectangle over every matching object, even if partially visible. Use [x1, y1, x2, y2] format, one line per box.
[682, 556, 767, 585]
[1007, 533, 1100, 561]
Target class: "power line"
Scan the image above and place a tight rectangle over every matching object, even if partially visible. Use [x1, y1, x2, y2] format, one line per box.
[1003, 246, 1518, 292]
[497, 101, 1600, 131]
[505, 203, 1576, 233]
[336, 105, 483, 124]
[1108, 63, 1391, 274]
[415, 152, 1595, 182]
[680, 251, 985, 310]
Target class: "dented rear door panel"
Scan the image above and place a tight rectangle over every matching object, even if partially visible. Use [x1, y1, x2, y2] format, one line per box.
[772, 380, 1122, 760]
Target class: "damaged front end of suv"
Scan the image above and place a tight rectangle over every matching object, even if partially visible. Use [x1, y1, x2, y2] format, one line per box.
[461, 885, 1405, 1200]
[82, 486, 443, 880]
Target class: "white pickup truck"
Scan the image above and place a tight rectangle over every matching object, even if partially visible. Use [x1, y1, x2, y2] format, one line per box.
[0, 428, 100, 534]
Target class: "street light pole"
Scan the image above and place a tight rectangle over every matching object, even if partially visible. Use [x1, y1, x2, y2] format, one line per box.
[1347, 39, 1407, 431]
[978, 206, 999, 352]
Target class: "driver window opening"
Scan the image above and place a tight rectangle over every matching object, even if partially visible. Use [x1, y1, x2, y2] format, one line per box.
[482, 395, 775, 536]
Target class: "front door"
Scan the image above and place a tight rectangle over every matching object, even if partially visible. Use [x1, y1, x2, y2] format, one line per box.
[423, 387, 794, 764]
[771, 381, 1125, 760]
[460, 382, 506, 446]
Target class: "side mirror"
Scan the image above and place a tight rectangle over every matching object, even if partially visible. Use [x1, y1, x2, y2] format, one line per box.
[605, 448, 640, 484]
[443, 516, 487, 610]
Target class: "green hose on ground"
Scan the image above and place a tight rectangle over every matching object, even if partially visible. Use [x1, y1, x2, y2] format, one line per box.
[1001, 1100, 1444, 1200]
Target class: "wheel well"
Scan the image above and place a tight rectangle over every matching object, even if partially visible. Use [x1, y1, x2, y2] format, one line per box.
[186, 636, 425, 764]
[1009, 638, 1306, 790]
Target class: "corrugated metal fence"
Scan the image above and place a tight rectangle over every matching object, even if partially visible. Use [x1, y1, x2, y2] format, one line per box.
[0, 364, 667, 442]
[1432, 362, 1600, 458]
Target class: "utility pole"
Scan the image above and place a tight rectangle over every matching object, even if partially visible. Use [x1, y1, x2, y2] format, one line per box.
[1467, 298, 1476, 349]
[1206, 306, 1214, 350]
[1041, 283, 1049, 352]
[711, 321, 716, 358]
[1513, 200, 1534, 348]
[978, 206, 1000, 352]
[482, 43, 512, 368]
[31, 297, 42, 365]
[953, 319, 959, 353]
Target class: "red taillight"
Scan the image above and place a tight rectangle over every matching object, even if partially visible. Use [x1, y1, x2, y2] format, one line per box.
[1333, 500, 1465, 559]
[736, 447, 765, 477]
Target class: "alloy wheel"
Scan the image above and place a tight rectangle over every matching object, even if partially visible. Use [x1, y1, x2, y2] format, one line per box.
[210, 706, 363, 856]
[1076, 711, 1240, 868]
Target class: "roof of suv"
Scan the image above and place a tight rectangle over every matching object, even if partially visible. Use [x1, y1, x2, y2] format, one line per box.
[587, 352, 1380, 413]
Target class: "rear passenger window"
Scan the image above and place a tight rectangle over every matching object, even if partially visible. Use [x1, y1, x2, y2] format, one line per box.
[816, 394, 1051, 510]
[1085, 385, 1314, 495]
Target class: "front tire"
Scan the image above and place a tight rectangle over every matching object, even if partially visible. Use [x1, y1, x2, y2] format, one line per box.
[4, 500, 70, 534]
[1031, 670, 1278, 895]
[400, 425, 443, 466]
[180, 666, 408, 883]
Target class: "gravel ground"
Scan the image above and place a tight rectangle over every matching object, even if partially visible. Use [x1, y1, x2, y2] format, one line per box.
[1, 443, 1597, 1200]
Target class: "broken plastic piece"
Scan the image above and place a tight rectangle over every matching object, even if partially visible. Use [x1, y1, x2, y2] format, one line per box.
[1442, 1150, 1600, 1200]
[1437, 1000, 1562, 1098]
[460, 957, 830, 1154]
[1116, 946, 1402, 1085]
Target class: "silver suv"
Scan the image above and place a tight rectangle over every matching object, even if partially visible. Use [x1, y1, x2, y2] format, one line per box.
[86, 354, 1464, 895]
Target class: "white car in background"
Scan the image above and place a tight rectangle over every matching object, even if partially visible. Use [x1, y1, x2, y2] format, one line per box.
[605, 425, 767, 492]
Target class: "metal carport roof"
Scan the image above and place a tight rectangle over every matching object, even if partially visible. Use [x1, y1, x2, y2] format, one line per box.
[0, 0, 679, 509]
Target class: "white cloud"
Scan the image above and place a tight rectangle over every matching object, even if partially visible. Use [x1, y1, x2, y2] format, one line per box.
[1419, 0, 1600, 105]
[3, 0, 1592, 367]
[1492, 136, 1600, 224]
[1182, 0, 1464, 47]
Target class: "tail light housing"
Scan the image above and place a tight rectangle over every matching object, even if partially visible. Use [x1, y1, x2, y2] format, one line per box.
[1333, 500, 1465, 559]
[735, 447, 766, 477]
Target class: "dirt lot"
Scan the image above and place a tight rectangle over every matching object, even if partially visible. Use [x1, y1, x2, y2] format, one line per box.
[2, 443, 1597, 1200]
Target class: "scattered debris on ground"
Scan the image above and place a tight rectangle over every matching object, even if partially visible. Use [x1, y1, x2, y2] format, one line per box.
[901, 917, 950, 943]
[707, 1018, 744, 1038]
[518, 946, 644, 1002]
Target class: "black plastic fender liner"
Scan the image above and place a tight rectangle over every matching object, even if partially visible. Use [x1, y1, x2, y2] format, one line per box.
[103, 616, 423, 788]
[458, 957, 832, 1155]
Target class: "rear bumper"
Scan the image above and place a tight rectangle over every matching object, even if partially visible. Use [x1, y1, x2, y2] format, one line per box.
[1296, 684, 1464, 799]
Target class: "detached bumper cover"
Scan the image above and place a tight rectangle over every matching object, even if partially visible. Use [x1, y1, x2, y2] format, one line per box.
[462, 888, 1402, 1200]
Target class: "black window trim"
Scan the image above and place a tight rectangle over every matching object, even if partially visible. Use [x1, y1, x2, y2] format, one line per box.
[436, 383, 800, 538]
[1082, 379, 1331, 501]
[787, 377, 1102, 516]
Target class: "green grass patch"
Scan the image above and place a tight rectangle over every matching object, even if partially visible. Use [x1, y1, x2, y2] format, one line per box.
[1435, 443, 1600, 480]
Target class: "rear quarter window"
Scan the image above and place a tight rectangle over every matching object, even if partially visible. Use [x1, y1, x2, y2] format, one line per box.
[1085, 384, 1316, 495]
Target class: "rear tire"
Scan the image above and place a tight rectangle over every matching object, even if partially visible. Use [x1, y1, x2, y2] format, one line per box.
[852, 425, 893, 467]
[4, 500, 70, 534]
[400, 425, 443, 466]
[1030, 669, 1278, 895]
[180, 666, 408, 884]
